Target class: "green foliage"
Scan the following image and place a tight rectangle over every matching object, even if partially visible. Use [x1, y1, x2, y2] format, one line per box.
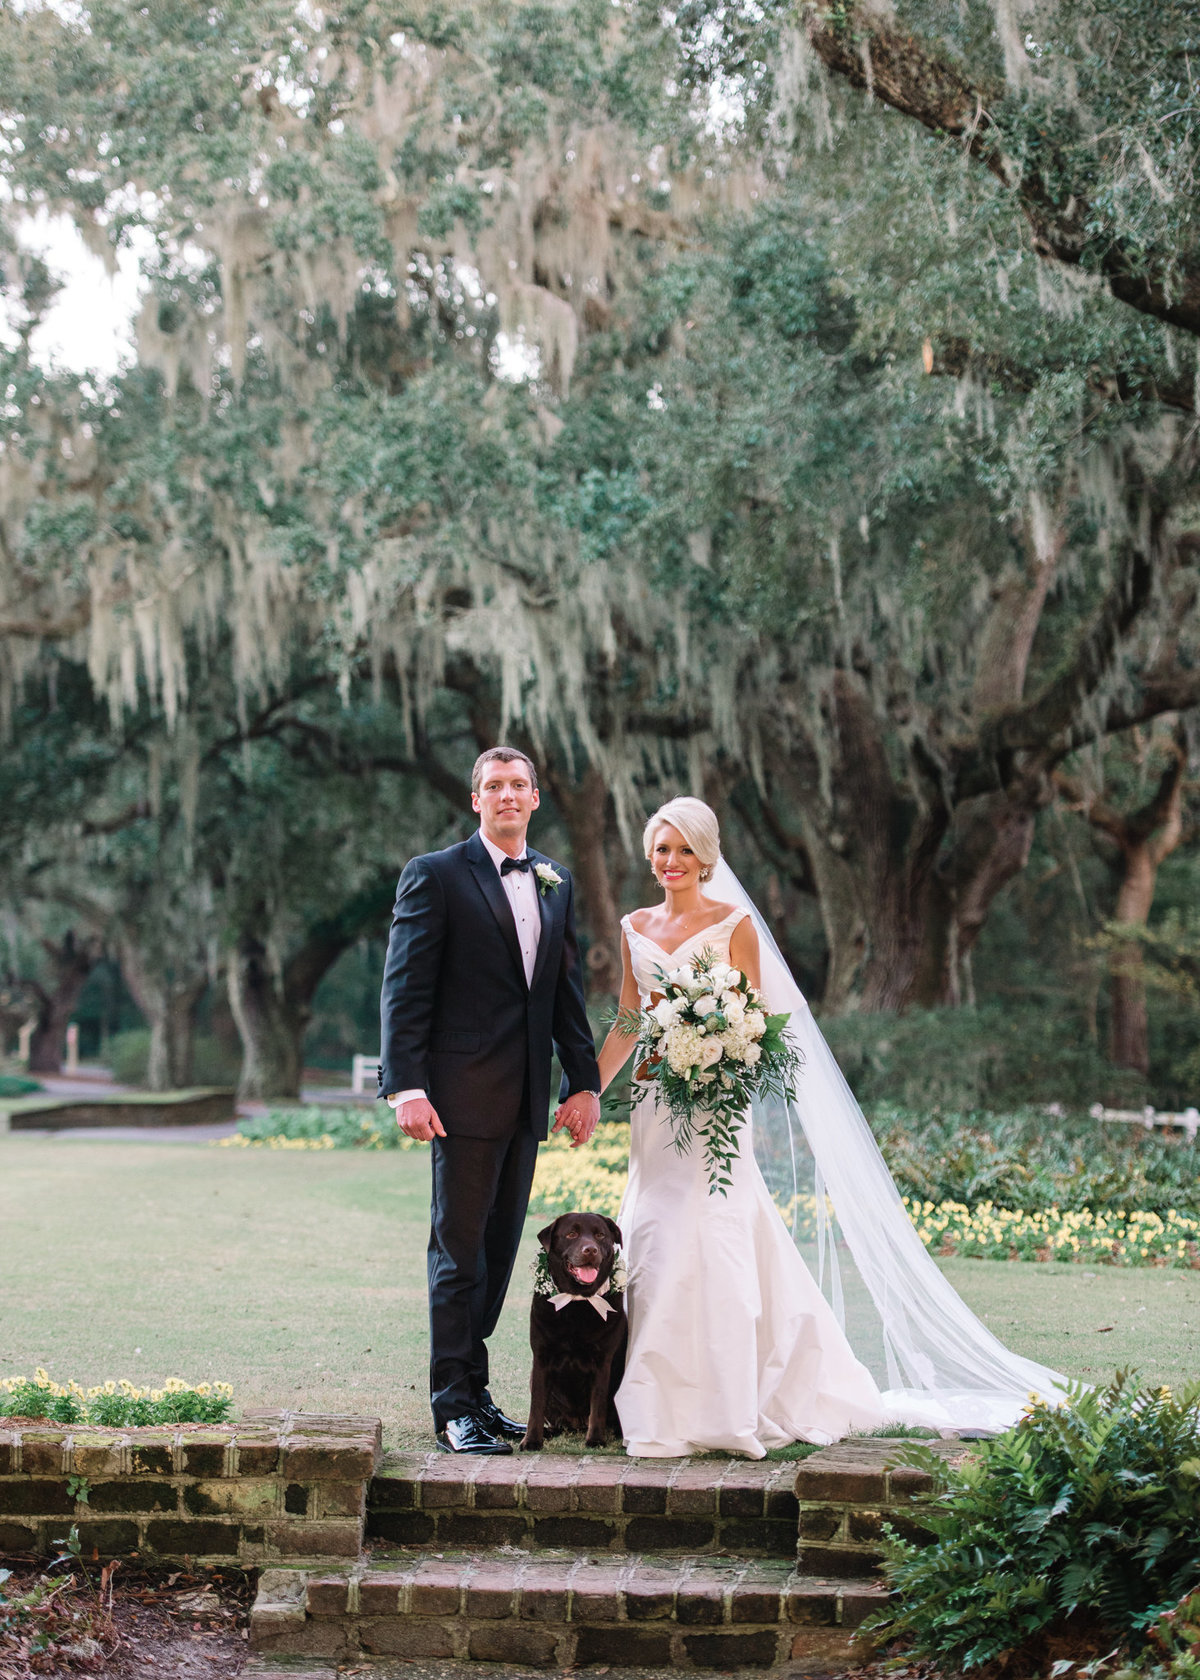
[0, 1378, 85, 1424]
[870, 1377, 1200, 1670]
[0, 1074, 40, 1097]
[870, 1107, 1200, 1216]
[825, 1003, 1149, 1113]
[107, 1029, 239, 1088]
[0, 1374, 233, 1427]
[233, 1104, 403, 1148]
[1107, 1589, 1200, 1680]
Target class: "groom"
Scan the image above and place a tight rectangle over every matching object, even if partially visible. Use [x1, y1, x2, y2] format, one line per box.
[379, 747, 601, 1453]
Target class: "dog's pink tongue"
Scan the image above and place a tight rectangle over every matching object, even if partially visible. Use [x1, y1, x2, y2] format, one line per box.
[571, 1265, 600, 1285]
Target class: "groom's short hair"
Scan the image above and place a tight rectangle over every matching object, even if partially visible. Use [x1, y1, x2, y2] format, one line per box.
[471, 746, 539, 794]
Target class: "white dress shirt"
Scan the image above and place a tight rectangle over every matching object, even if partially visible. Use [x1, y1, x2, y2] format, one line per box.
[387, 831, 542, 1107]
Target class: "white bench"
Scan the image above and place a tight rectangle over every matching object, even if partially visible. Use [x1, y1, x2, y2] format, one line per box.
[1090, 1104, 1199, 1141]
[351, 1054, 382, 1096]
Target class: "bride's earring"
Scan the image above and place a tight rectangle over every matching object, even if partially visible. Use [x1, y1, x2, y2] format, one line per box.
[699, 866, 712, 882]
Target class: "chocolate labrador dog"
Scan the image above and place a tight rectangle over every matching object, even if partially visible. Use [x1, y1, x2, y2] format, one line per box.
[522, 1212, 627, 1450]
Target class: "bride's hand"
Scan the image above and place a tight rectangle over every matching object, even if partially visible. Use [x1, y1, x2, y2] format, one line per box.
[553, 1090, 600, 1148]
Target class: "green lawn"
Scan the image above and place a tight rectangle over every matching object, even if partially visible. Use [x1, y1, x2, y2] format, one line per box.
[1, 1135, 1197, 1449]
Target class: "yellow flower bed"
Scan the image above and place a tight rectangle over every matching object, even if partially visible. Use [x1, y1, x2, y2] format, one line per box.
[529, 1121, 630, 1218]
[906, 1199, 1200, 1268]
[0, 1369, 234, 1425]
[220, 1131, 338, 1150]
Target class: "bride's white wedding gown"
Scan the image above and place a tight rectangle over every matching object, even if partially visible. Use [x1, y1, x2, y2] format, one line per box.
[614, 910, 886, 1459]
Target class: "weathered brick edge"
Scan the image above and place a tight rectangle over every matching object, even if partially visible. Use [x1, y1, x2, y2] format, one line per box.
[0, 1409, 381, 1565]
[252, 1556, 887, 1668]
[795, 1439, 960, 1575]
[368, 1453, 800, 1555]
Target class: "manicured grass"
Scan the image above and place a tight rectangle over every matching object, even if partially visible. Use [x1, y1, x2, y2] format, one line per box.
[1, 1136, 1197, 1451]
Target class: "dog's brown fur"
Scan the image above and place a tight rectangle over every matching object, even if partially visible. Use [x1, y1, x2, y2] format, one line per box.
[522, 1212, 627, 1450]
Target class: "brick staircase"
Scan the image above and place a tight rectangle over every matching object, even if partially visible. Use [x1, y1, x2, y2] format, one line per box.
[247, 1439, 957, 1672]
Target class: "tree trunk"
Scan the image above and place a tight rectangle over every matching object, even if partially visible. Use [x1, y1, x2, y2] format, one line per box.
[227, 932, 305, 1101]
[912, 786, 1045, 1007]
[1106, 766, 1186, 1075]
[1108, 844, 1157, 1074]
[540, 763, 624, 999]
[27, 933, 100, 1074]
[1056, 731, 1187, 1075]
[228, 876, 400, 1100]
[118, 938, 208, 1090]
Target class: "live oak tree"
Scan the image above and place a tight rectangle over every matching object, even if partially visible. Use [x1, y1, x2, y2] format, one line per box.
[1, 0, 1197, 1081]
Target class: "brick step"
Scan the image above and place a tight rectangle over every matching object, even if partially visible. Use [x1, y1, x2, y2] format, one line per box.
[250, 1548, 887, 1669]
[366, 1451, 800, 1556]
[365, 1438, 954, 1568]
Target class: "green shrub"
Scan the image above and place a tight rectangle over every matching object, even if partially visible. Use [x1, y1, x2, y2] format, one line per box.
[0, 1373, 234, 1426]
[825, 1003, 1148, 1112]
[107, 1029, 239, 1088]
[869, 1377, 1200, 1671]
[869, 1106, 1200, 1216]
[0, 1073, 41, 1097]
[232, 1105, 402, 1148]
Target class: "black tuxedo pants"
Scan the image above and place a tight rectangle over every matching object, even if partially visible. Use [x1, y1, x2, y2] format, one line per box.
[427, 1118, 540, 1428]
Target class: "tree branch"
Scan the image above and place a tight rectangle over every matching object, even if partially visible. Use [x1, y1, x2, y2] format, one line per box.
[954, 535, 1158, 795]
[805, 3, 1200, 339]
[924, 335, 1197, 416]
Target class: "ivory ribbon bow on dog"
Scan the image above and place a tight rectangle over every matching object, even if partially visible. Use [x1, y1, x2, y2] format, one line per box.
[549, 1292, 615, 1319]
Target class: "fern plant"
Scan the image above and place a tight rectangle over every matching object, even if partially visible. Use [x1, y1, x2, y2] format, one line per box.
[867, 1375, 1200, 1671]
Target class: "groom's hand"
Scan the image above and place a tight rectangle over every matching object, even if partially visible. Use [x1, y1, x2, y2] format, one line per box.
[553, 1090, 600, 1148]
[395, 1097, 446, 1143]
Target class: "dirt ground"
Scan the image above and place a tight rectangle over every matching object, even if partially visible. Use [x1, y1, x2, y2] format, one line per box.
[0, 1556, 252, 1679]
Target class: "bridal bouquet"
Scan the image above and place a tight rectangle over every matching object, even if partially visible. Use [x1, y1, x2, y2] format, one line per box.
[616, 949, 800, 1195]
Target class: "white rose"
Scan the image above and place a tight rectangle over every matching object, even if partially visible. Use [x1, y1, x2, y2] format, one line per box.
[651, 998, 677, 1030]
[668, 965, 696, 988]
[721, 992, 745, 1024]
[709, 962, 732, 988]
[699, 1038, 724, 1068]
[723, 967, 743, 988]
[693, 995, 719, 1018]
[742, 1042, 762, 1067]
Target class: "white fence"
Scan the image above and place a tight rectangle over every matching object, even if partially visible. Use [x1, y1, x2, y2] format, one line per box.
[351, 1054, 382, 1096]
[1091, 1104, 1199, 1141]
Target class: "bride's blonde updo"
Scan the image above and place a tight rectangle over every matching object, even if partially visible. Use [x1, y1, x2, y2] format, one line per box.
[642, 796, 722, 884]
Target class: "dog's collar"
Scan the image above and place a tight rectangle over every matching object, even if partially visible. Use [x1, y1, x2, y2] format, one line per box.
[549, 1291, 616, 1320]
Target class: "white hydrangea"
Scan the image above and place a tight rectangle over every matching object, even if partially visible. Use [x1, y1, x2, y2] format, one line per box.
[745, 1009, 767, 1040]
[664, 1023, 705, 1076]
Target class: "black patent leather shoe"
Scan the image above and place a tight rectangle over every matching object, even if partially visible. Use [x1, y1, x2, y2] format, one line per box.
[435, 1413, 513, 1455]
[476, 1392, 526, 1441]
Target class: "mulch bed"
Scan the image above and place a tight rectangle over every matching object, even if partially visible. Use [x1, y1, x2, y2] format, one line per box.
[0, 1555, 252, 1679]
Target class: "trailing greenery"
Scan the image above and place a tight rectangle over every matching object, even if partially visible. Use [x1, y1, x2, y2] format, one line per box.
[867, 1377, 1200, 1671]
[0, 1371, 234, 1426]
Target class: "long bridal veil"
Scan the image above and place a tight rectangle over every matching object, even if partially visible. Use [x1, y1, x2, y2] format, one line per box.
[704, 858, 1068, 1433]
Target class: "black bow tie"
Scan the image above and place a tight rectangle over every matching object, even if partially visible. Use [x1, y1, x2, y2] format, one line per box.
[500, 855, 531, 876]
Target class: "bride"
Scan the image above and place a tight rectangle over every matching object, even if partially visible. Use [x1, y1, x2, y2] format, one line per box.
[594, 796, 1066, 1459]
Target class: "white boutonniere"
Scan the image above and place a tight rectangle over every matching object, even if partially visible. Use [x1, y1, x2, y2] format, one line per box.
[534, 862, 563, 897]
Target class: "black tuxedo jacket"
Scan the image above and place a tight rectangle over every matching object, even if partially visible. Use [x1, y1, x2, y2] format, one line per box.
[378, 831, 599, 1139]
